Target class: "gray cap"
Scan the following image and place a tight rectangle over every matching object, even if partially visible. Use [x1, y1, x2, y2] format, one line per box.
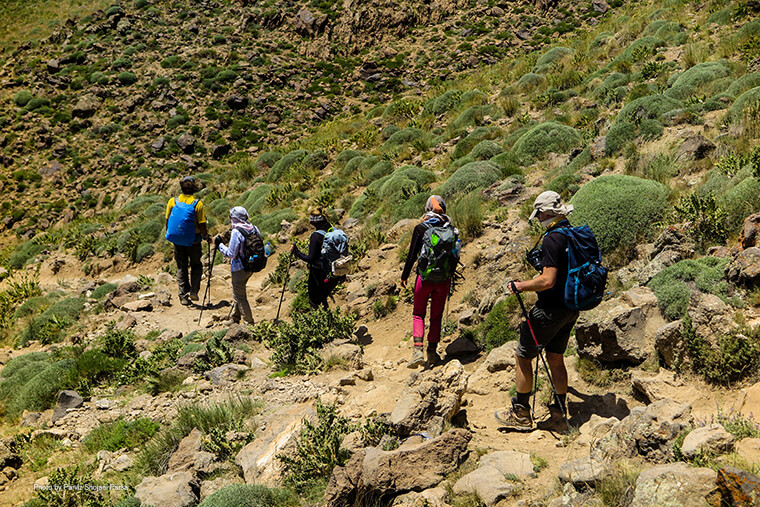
[529, 190, 574, 221]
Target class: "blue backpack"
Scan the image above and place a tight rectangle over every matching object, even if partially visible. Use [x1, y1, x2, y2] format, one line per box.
[316, 228, 351, 276]
[551, 226, 607, 311]
[165, 197, 199, 247]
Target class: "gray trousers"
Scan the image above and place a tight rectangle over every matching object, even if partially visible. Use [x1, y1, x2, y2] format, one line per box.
[174, 242, 202, 297]
[231, 269, 254, 324]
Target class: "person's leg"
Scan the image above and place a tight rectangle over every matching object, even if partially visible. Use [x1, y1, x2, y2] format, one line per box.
[515, 355, 534, 395]
[231, 270, 254, 324]
[307, 268, 321, 309]
[426, 279, 450, 345]
[174, 244, 190, 301]
[408, 276, 430, 368]
[546, 352, 568, 396]
[320, 276, 342, 309]
[189, 242, 203, 297]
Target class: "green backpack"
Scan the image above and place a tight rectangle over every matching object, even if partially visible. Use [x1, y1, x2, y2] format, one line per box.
[417, 222, 459, 283]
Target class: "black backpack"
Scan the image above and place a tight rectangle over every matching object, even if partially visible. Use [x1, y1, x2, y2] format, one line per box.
[236, 227, 267, 273]
[417, 221, 459, 283]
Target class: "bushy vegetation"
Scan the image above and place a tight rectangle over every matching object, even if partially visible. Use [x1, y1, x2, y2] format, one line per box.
[198, 484, 299, 507]
[469, 297, 518, 352]
[511, 122, 582, 166]
[647, 257, 735, 321]
[83, 417, 160, 453]
[17, 296, 85, 346]
[436, 161, 501, 198]
[570, 175, 668, 259]
[682, 317, 760, 385]
[0, 352, 71, 419]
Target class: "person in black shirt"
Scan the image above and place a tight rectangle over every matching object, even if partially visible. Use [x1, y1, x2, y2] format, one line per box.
[291, 207, 343, 310]
[495, 191, 579, 432]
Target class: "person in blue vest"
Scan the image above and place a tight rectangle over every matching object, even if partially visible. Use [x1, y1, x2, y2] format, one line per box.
[291, 207, 342, 309]
[495, 190, 578, 433]
[165, 176, 210, 306]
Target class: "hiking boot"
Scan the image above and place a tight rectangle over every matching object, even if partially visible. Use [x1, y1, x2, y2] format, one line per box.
[427, 347, 442, 366]
[494, 400, 533, 431]
[536, 404, 569, 433]
[407, 347, 424, 369]
[188, 292, 200, 301]
[179, 295, 191, 306]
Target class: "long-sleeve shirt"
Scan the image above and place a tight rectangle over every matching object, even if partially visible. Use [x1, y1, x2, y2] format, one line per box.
[294, 225, 329, 270]
[401, 218, 445, 281]
[219, 226, 260, 272]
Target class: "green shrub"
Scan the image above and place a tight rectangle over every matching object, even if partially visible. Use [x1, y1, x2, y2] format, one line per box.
[611, 36, 665, 64]
[335, 149, 364, 168]
[90, 283, 117, 300]
[83, 418, 160, 452]
[535, 47, 573, 68]
[7, 241, 46, 270]
[470, 140, 504, 161]
[729, 86, 760, 122]
[489, 152, 522, 178]
[100, 324, 137, 358]
[252, 209, 298, 235]
[63, 349, 128, 396]
[718, 177, 760, 233]
[450, 191, 484, 239]
[683, 317, 760, 385]
[707, 8, 732, 25]
[27, 465, 105, 507]
[436, 161, 501, 198]
[474, 298, 518, 352]
[117, 71, 137, 85]
[516, 73, 546, 93]
[570, 175, 668, 257]
[452, 126, 502, 159]
[606, 95, 682, 154]
[198, 484, 299, 507]
[279, 400, 354, 492]
[726, 73, 760, 97]
[511, 122, 582, 166]
[302, 151, 328, 171]
[665, 61, 732, 100]
[451, 104, 499, 129]
[0, 354, 73, 419]
[238, 185, 274, 215]
[13, 91, 33, 107]
[25, 98, 50, 111]
[20, 297, 85, 346]
[135, 243, 154, 262]
[350, 166, 436, 219]
[424, 89, 462, 116]
[267, 150, 308, 182]
[674, 194, 728, 250]
[647, 257, 733, 321]
[594, 72, 631, 100]
[254, 151, 283, 172]
[382, 127, 429, 151]
[192, 333, 233, 373]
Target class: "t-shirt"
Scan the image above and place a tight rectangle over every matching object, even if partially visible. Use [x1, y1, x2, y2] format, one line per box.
[165, 194, 206, 233]
[537, 222, 570, 308]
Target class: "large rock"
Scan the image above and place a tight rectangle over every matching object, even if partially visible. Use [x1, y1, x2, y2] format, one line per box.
[630, 462, 717, 507]
[235, 404, 314, 485]
[453, 466, 515, 505]
[167, 428, 217, 474]
[390, 360, 468, 437]
[576, 415, 619, 447]
[558, 456, 610, 488]
[134, 471, 200, 507]
[631, 370, 684, 404]
[325, 429, 471, 506]
[72, 94, 100, 118]
[592, 399, 692, 463]
[681, 423, 735, 460]
[739, 213, 760, 249]
[676, 134, 715, 161]
[320, 340, 363, 370]
[205, 364, 248, 386]
[52, 390, 83, 423]
[727, 247, 760, 287]
[654, 320, 684, 369]
[689, 292, 736, 342]
[479, 450, 533, 478]
[293, 7, 328, 36]
[575, 287, 664, 365]
[482, 341, 517, 372]
[444, 336, 479, 357]
[713, 466, 760, 506]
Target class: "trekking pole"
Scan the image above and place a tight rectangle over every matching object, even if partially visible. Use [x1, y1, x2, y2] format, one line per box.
[199, 245, 217, 325]
[510, 281, 569, 424]
[274, 251, 292, 324]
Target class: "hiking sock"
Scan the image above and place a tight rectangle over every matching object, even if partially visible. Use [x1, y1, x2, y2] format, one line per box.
[413, 341, 424, 348]
[516, 392, 531, 408]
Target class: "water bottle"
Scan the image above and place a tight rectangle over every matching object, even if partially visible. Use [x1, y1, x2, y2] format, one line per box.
[264, 242, 272, 257]
[452, 239, 462, 257]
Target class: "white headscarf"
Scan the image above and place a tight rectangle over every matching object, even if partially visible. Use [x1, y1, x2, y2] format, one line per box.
[230, 206, 257, 234]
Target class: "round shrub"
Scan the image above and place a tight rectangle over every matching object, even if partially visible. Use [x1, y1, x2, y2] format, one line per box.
[366, 160, 393, 181]
[726, 73, 760, 98]
[535, 46, 573, 68]
[302, 151, 328, 171]
[452, 126, 502, 159]
[13, 91, 33, 107]
[516, 73, 546, 93]
[198, 484, 298, 507]
[461, 89, 489, 105]
[489, 152, 522, 177]
[382, 128, 428, 151]
[665, 61, 732, 100]
[729, 86, 760, 122]
[0, 354, 74, 419]
[718, 177, 760, 233]
[135, 244, 154, 262]
[594, 72, 631, 99]
[569, 175, 669, 255]
[117, 72, 137, 85]
[252, 209, 298, 235]
[254, 151, 283, 171]
[511, 122, 582, 165]
[381, 125, 401, 140]
[470, 140, 504, 160]
[436, 161, 501, 198]
[707, 8, 732, 25]
[238, 185, 274, 215]
[350, 166, 436, 219]
[452, 104, 499, 129]
[25, 98, 50, 111]
[267, 150, 308, 182]
[91, 283, 117, 300]
[613, 36, 665, 64]
[424, 90, 462, 116]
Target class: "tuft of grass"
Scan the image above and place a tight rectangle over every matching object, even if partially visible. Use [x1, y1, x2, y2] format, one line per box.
[83, 418, 160, 453]
[594, 460, 640, 506]
[451, 191, 484, 239]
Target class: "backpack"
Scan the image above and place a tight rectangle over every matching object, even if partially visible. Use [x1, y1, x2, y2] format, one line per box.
[236, 227, 267, 273]
[317, 228, 352, 277]
[551, 226, 608, 311]
[417, 222, 459, 283]
[165, 197, 199, 247]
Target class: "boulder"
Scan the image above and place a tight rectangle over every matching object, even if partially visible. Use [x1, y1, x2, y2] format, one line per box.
[726, 247, 760, 287]
[211, 144, 231, 159]
[592, 399, 692, 463]
[320, 341, 363, 370]
[453, 466, 515, 505]
[676, 134, 715, 161]
[293, 7, 327, 36]
[630, 462, 717, 507]
[205, 364, 248, 386]
[176, 133, 195, 154]
[167, 428, 217, 474]
[654, 320, 684, 369]
[592, 0, 610, 14]
[0, 440, 22, 470]
[548, 482, 596, 507]
[225, 95, 249, 111]
[444, 336, 479, 357]
[681, 423, 735, 460]
[558, 456, 610, 488]
[575, 289, 663, 365]
[224, 324, 251, 342]
[482, 341, 517, 372]
[631, 370, 684, 404]
[390, 360, 468, 437]
[713, 466, 760, 506]
[325, 429, 471, 506]
[739, 213, 760, 249]
[122, 300, 153, 312]
[134, 471, 200, 507]
[235, 404, 315, 485]
[576, 415, 619, 447]
[479, 450, 533, 478]
[52, 390, 83, 423]
[72, 94, 100, 118]
[689, 293, 736, 342]
[391, 487, 450, 507]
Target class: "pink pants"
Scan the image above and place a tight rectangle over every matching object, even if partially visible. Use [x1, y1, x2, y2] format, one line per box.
[412, 276, 451, 346]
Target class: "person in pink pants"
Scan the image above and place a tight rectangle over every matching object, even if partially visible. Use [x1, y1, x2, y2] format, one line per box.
[400, 195, 457, 368]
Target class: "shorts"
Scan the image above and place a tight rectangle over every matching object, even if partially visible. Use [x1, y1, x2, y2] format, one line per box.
[516, 305, 579, 359]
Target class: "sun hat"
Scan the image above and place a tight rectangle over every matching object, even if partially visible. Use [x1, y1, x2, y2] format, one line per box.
[528, 190, 574, 221]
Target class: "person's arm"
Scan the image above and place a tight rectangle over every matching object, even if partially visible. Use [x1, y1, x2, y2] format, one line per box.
[509, 233, 561, 294]
[165, 198, 174, 228]
[510, 268, 558, 293]
[218, 229, 241, 258]
[293, 232, 323, 263]
[195, 201, 210, 241]
[400, 224, 425, 286]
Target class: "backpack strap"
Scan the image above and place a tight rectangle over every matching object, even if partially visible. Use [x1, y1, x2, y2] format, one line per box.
[316, 230, 327, 236]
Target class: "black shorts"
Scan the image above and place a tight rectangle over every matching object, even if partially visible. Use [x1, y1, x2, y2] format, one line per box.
[516, 305, 579, 359]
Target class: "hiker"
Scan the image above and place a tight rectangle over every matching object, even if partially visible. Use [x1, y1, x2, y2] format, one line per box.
[165, 176, 209, 306]
[291, 207, 343, 310]
[495, 190, 579, 432]
[400, 195, 459, 368]
[214, 206, 260, 325]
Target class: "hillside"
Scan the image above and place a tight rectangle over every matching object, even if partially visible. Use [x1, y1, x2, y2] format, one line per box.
[1, 0, 760, 505]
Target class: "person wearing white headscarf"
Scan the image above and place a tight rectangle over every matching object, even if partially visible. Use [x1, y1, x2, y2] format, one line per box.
[214, 206, 260, 325]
